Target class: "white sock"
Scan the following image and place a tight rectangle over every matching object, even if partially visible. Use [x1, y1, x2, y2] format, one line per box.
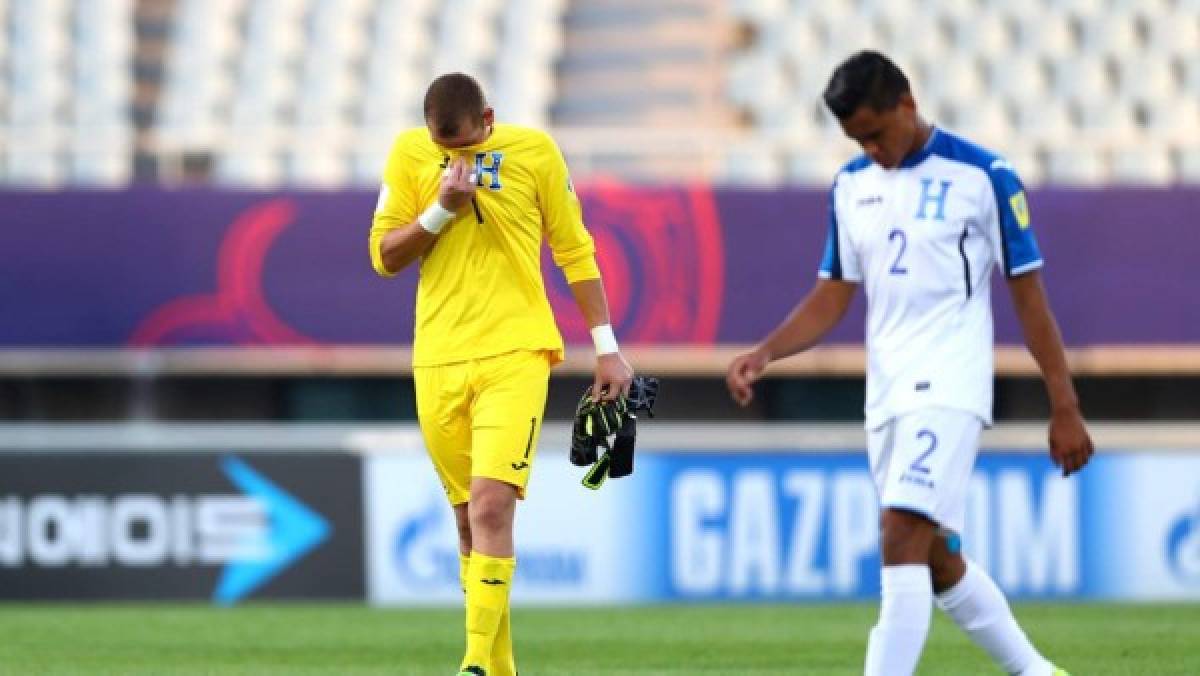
[864, 564, 933, 676]
[935, 559, 1055, 676]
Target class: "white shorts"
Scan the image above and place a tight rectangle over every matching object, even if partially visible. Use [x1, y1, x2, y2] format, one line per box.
[867, 407, 982, 534]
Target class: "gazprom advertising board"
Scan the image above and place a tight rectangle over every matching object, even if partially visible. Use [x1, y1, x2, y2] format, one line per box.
[638, 452, 1082, 601]
[364, 434, 1200, 605]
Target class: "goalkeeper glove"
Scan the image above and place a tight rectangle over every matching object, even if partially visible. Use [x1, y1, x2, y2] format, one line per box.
[570, 376, 659, 489]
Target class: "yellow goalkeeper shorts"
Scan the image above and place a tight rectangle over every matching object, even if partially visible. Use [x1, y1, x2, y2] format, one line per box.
[414, 349, 551, 505]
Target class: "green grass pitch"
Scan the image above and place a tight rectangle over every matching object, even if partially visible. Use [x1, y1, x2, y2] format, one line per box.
[0, 603, 1196, 675]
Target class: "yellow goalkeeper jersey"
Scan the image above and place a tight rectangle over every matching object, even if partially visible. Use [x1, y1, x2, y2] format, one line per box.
[370, 123, 600, 367]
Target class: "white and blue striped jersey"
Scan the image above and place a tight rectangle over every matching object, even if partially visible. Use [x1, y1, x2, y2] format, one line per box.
[819, 127, 1043, 429]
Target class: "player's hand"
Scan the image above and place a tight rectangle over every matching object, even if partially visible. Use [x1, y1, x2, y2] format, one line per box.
[1048, 405, 1093, 477]
[727, 347, 771, 407]
[592, 352, 634, 403]
[438, 157, 477, 212]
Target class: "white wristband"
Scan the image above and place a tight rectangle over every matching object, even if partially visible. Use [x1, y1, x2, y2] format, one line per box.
[590, 324, 619, 355]
[417, 202, 455, 234]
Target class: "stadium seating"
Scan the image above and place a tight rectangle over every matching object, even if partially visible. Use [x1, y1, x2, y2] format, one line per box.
[727, 0, 1200, 185]
[2, 0, 135, 186]
[165, 0, 564, 187]
[0, 0, 1198, 186]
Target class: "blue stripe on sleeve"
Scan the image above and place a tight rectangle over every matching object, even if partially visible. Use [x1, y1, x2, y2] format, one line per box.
[988, 163, 1043, 277]
[818, 183, 843, 280]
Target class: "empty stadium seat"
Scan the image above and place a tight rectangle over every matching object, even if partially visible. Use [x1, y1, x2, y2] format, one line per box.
[1142, 10, 1200, 56]
[1052, 57, 1114, 105]
[1011, 100, 1075, 143]
[949, 9, 1014, 57]
[1012, 9, 1076, 58]
[720, 141, 785, 185]
[1045, 147, 1108, 185]
[1075, 100, 1140, 142]
[5, 127, 65, 186]
[988, 55, 1052, 110]
[787, 146, 851, 185]
[999, 143, 1044, 186]
[1110, 143, 1174, 185]
[1077, 11, 1142, 55]
[1137, 98, 1200, 144]
[941, 99, 1013, 147]
[1113, 55, 1177, 102]
[1176, 146, 1200, 183]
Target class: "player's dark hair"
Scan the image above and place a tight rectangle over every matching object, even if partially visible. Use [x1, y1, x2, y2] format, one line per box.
[423, 73, 487, 138]
[823, 51, 911, 120]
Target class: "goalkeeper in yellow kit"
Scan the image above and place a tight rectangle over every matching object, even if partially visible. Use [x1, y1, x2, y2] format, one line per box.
[369, 73, 634, 676]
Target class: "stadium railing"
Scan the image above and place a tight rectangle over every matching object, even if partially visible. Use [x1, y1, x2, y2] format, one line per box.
[2, 345, 1199, 377]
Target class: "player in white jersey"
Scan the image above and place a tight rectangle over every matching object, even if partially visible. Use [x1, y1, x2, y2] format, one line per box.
[727, 51, 1093, 676]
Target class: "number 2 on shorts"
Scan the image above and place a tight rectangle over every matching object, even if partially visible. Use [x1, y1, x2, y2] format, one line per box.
[909, 429, 937, 474]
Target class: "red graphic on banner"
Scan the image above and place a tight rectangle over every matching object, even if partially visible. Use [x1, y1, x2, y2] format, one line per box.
[546, 181, 725, 344]
[130, 199, 316, 346]
[133, 183, 726, 347]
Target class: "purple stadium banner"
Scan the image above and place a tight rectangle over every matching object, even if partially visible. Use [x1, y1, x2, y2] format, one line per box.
[0, 185, 1196, 347]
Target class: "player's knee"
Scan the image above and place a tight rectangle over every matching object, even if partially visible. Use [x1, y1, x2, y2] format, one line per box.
[927, 536, 967, 592]
[468, 483, 515, 536]
[470, 501, 510, 536]
[928, 547, 965, 592]
[929, 558, 964, 593]
[879, 508, 937, 564]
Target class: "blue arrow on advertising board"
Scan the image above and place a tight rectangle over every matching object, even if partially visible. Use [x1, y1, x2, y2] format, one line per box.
[213, 456, 331, 605]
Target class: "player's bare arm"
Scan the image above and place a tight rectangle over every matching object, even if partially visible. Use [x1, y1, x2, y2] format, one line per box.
[727, 278, 857, 407]
[569, 277, 634, 402]
[377, 158, 477, 274]
[1008, 270, 1094, 476]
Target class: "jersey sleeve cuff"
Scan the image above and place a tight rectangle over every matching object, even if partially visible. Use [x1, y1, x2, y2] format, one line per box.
[1007, 258, 1044, 277]
[561, 255, 601, 283]
[370, 235, 398, 278]
[818, 269, 861, 282]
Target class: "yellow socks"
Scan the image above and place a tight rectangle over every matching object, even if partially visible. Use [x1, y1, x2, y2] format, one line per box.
[460, 553, 516, 675]
[490, 604, 516, 676]
[460, 552, 515, 672]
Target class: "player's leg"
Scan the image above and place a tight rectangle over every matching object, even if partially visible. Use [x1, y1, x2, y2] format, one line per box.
[864, 419, 937, 676]
[414, 363, 478, 673]
[461, 477, 518, 674]
[473, 484, 516, 676]
[923, 411, 1059, 676]
[864, 508, 938, 676]
[455, 502, 471, 592]
[454, 502, 483, 670]
[458, 492, 513, 676]
[930, 541, 1058, 676]
[460, 350, 551, 676]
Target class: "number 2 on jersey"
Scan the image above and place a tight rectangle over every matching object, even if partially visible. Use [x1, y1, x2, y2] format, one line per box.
[909, 429, 937, 474]
[888, 228, 908, 275]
